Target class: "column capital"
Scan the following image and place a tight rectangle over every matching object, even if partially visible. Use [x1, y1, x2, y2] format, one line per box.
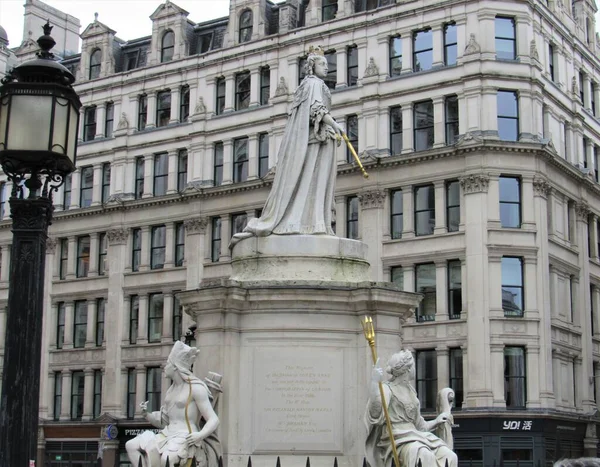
[107, 228, 129, 245]
[533, 176, 551, 198]
[358, 190, 386, 209]
[459, 174, 489, 194]
[46, 238, 57, 255]
[184, 217, 208, 234]
[576, 202, 591, 222]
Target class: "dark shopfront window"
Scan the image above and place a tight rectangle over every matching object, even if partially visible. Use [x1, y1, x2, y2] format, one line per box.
[45, 441, 100, 466]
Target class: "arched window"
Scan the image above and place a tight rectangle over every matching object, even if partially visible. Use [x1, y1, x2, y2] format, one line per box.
[161, 31, 175, 63]
[89, 49, 101, 80]
[239, 10, 253, 43]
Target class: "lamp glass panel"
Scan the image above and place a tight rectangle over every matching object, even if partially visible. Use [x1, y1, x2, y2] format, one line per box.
[6, 95, 52, 151]
[0, 95, 8, 149]
[51, 97, 69, 155]
[67, 105, 79, 163]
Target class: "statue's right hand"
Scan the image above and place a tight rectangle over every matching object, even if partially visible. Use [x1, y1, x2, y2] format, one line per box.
[140, 401, 149, 413]
[372, 358, 384, 383]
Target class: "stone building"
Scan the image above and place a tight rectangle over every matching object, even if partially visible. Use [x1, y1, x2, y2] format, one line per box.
[2, 0, 600, 465]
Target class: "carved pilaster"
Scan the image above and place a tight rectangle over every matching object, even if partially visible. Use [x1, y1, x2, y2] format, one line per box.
[532, 176, 551, 198]
[459, 174, 489, 194]
[184, 217, 208, 234]
[106, 228, 129, 245]
[357, 190, 386, 209]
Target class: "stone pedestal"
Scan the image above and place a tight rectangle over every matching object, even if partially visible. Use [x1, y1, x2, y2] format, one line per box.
[179, 235, 421, 467]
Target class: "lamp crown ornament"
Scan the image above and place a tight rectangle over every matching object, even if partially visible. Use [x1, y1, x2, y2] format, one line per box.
[36, 20, 56, 59]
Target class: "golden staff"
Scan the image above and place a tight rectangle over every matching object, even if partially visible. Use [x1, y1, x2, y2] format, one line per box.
[361, 316, 401, 467]
[342, 132, 369, 179]
[184, 377, 194, 467]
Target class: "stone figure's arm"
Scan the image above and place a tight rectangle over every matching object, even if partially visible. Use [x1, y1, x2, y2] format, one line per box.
[367, 361, 386, 420]
[143, 407, 164, 428]
[321, 113, 344, 136]
[185, 386, 220, 447]
[417, 412, 450, 432]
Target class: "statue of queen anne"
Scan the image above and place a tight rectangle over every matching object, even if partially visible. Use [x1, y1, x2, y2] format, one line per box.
[231, 46, 344, 245]
[126, 341, 222, 467]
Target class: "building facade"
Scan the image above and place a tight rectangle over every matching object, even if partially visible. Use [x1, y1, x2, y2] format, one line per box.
[1, 0, 600, 465]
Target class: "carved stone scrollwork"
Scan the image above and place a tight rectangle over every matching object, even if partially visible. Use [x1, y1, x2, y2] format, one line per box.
[106, 228, 129, 245]
[532, 176, 551, 198]
[184, 217, 208, 234]
[459, 174, 489, 194]
[576, 202, 591, 222]
[46, 237, 57, 255]
[357, 190, 386, 209]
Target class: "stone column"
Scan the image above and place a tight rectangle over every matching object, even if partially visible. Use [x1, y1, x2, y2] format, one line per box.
[66, 236, 76, 279]
[91, 164, 103, 207]
[69, 168, 81, 209]
[85, 299, 97, 346]
[402, 185, 414, 238]
[527, 345, 542, 408]
[401, 33, 413, 72]
[184, 218, 208, 289]
[433, 97, 445, 148]
[436, 347, 450, 391]
[94, 103, 106, 139]
[63, 302, 74, 348]
[169, 88, 180, 124]
[434, 181, 446, 234]
[164, 222, 175, 268]
[167, 149, 178, 194]
[59, 371, 71, 420]
[77, 107, 85, 143]
[134, 365, 146, 417]
[532, 176, 555, 407]
[401, 105, 413, 153]
[334, 196, 345, 236]
[146, 91, 157, 129]
[219, 215, 231, 262]
[431, 25, 443, 68]
[222, 140, 233, 185]
[336, 48, 347, 88]
[249, 69, 260, 107]
[358, 190, 386, 281]
[576, 203, 595, 410]
[88, 232, 99, 276]
[104, 228, 128, 417]
[143, 154, 154, 199]
[482, 88, 498, 136]
[137, 294, 149, 344]
[435, 261, 448, 320]
[140, 226, 151, 272]
[490, 344, 505, 407]
[163, 292, 174, 342]
[584, 74, 593, 110]
[593, 286, 600, 337]
[403, 265, 415, 295]
[590, 215, 599, 261]
[248, 134, 259, 180]
[82, 368, 94, 420]
[224, 76, 235, 113]
[460, 174, 493, 407]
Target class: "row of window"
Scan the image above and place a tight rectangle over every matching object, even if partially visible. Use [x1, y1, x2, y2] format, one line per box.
[137, 85, 191, 131]
[53, 369, 102, 421]
[83, 103, 114, 141]
[56, 293, 183, 350]
[213, 134, 270, 185]
[414, 346, 526, 411]
[133, 150, 188, 199]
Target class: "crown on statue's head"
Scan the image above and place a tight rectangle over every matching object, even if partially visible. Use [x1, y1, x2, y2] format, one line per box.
[308, 45, 325, 57]
[168, 340, 199, 371]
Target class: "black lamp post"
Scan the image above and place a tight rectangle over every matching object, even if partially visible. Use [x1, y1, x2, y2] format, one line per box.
[0, 22, 80, 467]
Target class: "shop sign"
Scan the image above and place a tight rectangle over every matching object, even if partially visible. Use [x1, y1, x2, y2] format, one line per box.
[118, 426, 161, 440]
[501, 420, 534, 431]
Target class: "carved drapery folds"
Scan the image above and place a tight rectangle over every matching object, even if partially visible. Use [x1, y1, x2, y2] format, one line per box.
[184, 217, 208, 234]
[107, 228, 129, 245]
[358, 190, 385, 209]
[532, 176, 551, 198]
[459, 174, 489, 194]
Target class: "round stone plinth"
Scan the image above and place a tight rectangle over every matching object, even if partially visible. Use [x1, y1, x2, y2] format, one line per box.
[230, 234, 370, 282]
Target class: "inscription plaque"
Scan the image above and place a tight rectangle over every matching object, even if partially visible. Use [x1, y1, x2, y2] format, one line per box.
[252, 347, 343, 452]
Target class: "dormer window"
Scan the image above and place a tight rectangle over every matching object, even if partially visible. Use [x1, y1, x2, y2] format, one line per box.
[239, 10, 253, 43]
[161, 31, 175, 63]
[89, 49, 102, 80]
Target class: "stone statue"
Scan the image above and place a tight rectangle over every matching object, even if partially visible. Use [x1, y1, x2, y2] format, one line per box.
[231, 46, 343, 246]
[554, 460, 600, 467]
[126, 341, 222, 467]
[365, 350, 458, 467]
[117, 112, 129, 130]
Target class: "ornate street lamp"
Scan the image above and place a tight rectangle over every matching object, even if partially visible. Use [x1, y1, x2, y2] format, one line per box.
[0, 22, 80, 467]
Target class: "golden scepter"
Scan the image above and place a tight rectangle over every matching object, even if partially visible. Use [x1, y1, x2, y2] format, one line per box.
[361, 316, 401, 467]
[184, 377, 194, 467]
[341, 132, 369, 179]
